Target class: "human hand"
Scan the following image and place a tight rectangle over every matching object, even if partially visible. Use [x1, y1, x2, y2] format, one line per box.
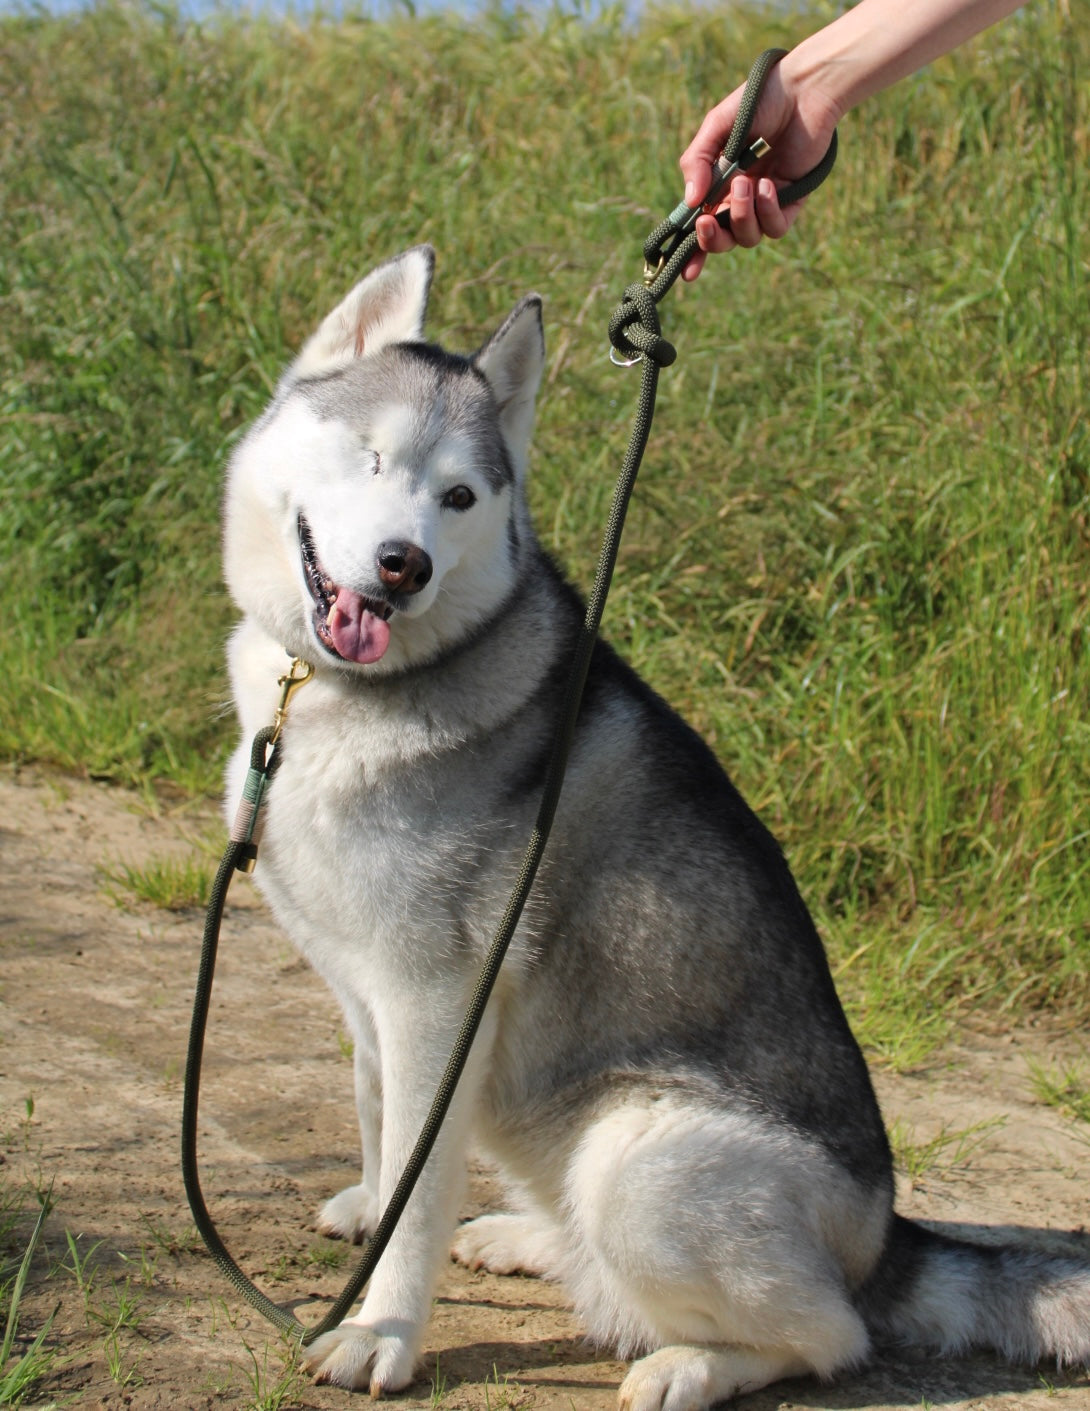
[678, 58, 842, 279]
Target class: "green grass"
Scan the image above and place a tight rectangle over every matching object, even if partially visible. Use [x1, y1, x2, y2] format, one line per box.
[100, 852, 214, 910]
[0, 1188, 56, 1409]
[1, 0, 1087, 1053]
[0, 1155, 324, 1411]
[1029, 1055, 1090, 1124]
[236, 1335, 308, 1411]
[888, 1115, 1006, 1185]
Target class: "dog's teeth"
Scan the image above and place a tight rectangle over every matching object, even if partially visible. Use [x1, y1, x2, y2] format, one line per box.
[326, 604, 337, 627]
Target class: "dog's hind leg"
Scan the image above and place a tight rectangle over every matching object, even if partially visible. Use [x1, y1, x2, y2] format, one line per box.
[618, 1345, 812, 1411]
[317, 999, 382, 1244]
[561, 1096, 882, 1411]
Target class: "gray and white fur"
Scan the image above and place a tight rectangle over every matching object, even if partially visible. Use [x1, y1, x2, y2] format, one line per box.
[223, 246, 1090, 1409]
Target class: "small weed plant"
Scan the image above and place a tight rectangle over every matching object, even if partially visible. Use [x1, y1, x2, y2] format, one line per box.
[483, 1363, 533, 1410]
[100, 854, 213, 911]
[889, 1116, 1006, 1184]
[1029, 1056, 1090, 1125]
[237, 1335, 308, 1411]
[0, 1193, 56, 1409]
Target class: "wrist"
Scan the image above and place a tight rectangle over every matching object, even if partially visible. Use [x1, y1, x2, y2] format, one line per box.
[777, 23, 868, 123]
[778, 0, 1027, 118]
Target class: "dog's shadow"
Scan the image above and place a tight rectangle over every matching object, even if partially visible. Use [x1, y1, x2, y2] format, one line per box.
[424, 1337, 1085, 1409]
[427, 1223, 1090, 1408]
[428, 1331, 616, 1396]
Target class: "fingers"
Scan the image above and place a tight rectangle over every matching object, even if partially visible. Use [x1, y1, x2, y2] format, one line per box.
[680, 247, 708, 284]
[726, 176, 796, 247]
[681, 177, 806, 281]
[679, 60, 823, 279]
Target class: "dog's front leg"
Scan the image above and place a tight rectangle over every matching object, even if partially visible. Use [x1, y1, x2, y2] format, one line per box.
[302, 984, 492, 1395]
[317, 998, 382, 1244]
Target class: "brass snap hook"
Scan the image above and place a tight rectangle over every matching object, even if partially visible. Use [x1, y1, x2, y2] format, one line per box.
[271, 657, 314, 744]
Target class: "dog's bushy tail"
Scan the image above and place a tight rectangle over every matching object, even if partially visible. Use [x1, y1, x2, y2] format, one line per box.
[859, 1215, 1090, 1366]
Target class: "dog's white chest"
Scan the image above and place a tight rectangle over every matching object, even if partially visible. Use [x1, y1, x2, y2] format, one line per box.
[234, 693, 509, 993]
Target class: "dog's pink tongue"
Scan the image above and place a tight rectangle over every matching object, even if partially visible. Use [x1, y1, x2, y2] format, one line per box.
[328, 586, 390, 664]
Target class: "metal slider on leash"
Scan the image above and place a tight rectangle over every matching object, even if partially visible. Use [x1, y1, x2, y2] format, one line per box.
[609, 136, 772, 369]
[649, 136, 771, 275]
[229, 657, 313, 874]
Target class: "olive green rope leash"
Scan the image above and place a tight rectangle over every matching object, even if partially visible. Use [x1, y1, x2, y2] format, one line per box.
[182, 45, 836, 1352]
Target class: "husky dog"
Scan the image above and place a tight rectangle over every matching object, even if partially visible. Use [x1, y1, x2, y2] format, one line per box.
[223, 246, 1090, 1408]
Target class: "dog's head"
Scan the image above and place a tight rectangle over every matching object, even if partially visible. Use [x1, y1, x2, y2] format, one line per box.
[224, 246, 545, 676]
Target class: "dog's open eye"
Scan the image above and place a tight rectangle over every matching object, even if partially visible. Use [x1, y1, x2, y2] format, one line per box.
[442, 485, 476, 512]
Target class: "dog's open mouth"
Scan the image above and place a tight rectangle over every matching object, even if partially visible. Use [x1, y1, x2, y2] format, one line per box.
[299, 515, 393, 665]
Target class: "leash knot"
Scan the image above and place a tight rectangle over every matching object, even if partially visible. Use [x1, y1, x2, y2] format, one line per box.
[608, 281, 677, 367]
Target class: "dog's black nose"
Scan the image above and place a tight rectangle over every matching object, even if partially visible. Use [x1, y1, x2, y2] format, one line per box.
[377, 541, 433, 594]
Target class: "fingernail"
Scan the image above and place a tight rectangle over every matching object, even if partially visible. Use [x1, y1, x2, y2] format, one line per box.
[684, 181, 696, 206]
[733, 176, 752, 201]
[759, 178, 775, 200]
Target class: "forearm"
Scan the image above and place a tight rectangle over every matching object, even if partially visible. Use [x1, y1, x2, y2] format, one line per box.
[781, 0, 1027, 119]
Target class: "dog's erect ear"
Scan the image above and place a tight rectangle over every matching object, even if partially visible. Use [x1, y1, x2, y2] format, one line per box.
[290, 246, 435, 381]
[473, 294, 545, 478]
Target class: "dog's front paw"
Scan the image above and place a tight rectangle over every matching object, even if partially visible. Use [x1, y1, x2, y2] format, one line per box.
[301, 1320, 417, 1395]
[316, 1182, 381, 1244]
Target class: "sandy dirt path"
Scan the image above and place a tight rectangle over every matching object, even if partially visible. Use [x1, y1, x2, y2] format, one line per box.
[1, 765, 1087, 1410]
